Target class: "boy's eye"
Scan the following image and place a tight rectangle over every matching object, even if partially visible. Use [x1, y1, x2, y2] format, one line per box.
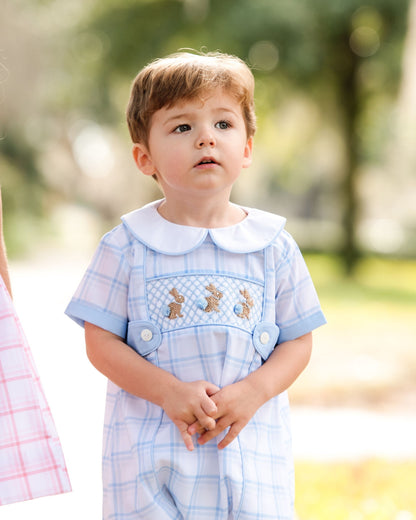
[215, 120, 231, 130]
[173, 124, 191, 133]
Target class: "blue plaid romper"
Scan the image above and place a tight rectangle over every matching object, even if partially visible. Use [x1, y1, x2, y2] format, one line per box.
[66, 200, 326, 519]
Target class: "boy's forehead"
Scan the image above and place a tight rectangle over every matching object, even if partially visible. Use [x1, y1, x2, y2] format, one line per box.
[163, 88, 242, 113]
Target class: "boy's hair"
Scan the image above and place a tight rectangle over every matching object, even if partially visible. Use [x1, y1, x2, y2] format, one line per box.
[126, 51, 256, 146]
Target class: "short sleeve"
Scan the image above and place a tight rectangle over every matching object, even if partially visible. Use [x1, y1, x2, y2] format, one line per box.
[274, 232, 326, 343]
[65, 228, 131, 338]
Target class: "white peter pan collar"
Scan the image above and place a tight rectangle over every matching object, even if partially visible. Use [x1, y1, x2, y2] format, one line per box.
[121, 199, 286, 255]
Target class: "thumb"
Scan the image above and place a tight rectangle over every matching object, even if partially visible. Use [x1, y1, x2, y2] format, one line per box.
[201, 395, 218, 417]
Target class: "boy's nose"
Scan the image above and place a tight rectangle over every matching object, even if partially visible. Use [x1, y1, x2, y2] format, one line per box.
[196, 132, 215, 148]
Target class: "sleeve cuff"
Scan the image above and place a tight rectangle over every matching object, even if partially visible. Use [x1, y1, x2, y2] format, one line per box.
[278, 310, 326, 343]
[65, 301, 127, 339]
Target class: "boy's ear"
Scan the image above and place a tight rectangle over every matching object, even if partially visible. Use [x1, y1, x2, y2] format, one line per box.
[132, 143, 155, 176]
[242, 137, 253, 169]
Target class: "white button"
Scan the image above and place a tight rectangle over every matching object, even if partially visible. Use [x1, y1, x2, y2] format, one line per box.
[260, 332, 270, 345]
[140, 329, 153, 342]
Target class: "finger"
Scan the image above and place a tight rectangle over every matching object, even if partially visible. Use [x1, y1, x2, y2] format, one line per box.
[181, 431, 195, 451]
[197, 417, 229, 445]
[200, 393, 218, 417]
[176, 421, 195, 451]
[194, 409, 217, 431]
[205, 382, 220, 397]
[217, 423, 241, 450]
[187, 420, 206, 436]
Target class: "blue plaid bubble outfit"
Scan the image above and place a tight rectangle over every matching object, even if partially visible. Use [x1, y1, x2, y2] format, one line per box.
[66, 200, 326, 520]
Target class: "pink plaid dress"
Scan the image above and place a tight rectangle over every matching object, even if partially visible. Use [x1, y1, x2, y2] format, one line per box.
[0, 275, 71, 506]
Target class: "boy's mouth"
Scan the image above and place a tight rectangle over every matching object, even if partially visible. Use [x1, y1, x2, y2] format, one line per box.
[195, 157, 218, 167]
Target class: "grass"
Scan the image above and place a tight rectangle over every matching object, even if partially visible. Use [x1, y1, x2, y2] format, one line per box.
[290, 255, 416, 409]
[295, 459, 416, 520]
[293, 256, 416, 519]
[305, 254, 416, 307]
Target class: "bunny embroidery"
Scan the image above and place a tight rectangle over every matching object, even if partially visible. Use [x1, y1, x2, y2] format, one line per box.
[203, 284, 223, 313]
[235, 289, 254, 319]
[166, 288, 185, 319]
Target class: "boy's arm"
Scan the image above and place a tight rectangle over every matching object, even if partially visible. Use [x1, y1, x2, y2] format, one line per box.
[190, 332, 312, 449]
[85, 322, 219, 451]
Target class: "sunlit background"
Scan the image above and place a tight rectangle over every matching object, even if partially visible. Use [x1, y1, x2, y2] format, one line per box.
[1, 0, 416, 518]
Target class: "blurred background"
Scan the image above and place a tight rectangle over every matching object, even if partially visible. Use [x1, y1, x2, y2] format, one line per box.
[1, 0, 415, 518]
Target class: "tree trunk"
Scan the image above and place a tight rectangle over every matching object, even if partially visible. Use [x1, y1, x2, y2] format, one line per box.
[337, 35, 362, 275]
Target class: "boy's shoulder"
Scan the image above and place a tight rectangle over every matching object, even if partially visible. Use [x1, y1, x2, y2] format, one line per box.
[100, 219, 137, 251]
[97, 201, 163, 254]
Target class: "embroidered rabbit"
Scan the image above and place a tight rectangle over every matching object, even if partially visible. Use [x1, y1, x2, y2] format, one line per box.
[167, 288, 185, 319]
[204, 284, 223, 313]
[236, 289, 254, 319]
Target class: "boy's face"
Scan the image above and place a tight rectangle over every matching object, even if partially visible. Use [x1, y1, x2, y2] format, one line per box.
[133, 88, 253, 203]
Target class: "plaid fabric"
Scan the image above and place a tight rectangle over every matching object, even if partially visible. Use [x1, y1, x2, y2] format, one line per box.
[66, 202, 326, 519]
[0, 276, 71, 506]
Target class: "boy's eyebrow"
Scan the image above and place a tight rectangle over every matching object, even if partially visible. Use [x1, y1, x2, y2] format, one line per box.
[162, 113, 192, 125]
[162, 107, 239, 126]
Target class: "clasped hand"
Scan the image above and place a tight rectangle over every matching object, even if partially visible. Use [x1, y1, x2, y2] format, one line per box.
[162, 378, 263, 451]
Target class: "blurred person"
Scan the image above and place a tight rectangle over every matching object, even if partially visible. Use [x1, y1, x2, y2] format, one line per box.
[66, 51, 326, 519]
[0, 186, 71, 506]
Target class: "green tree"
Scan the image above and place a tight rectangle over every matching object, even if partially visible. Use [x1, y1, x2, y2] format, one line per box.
[68, 0, 409, 273]
[4, 0, 407, 266]
[1, 1, 54, 256]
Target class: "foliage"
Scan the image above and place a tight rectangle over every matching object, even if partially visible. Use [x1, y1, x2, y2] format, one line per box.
[69, 0, 411, 272]
[0, 135, 48, 256]
[79, 0, 408, 74]
[1, 0, 413, 264]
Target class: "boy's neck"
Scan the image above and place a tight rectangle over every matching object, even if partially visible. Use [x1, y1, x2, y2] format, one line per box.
[157, 197, 246, 228]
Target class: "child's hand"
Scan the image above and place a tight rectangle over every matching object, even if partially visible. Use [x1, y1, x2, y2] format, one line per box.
[161, 380, 219, 451]
[188, 379, 264, 450]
